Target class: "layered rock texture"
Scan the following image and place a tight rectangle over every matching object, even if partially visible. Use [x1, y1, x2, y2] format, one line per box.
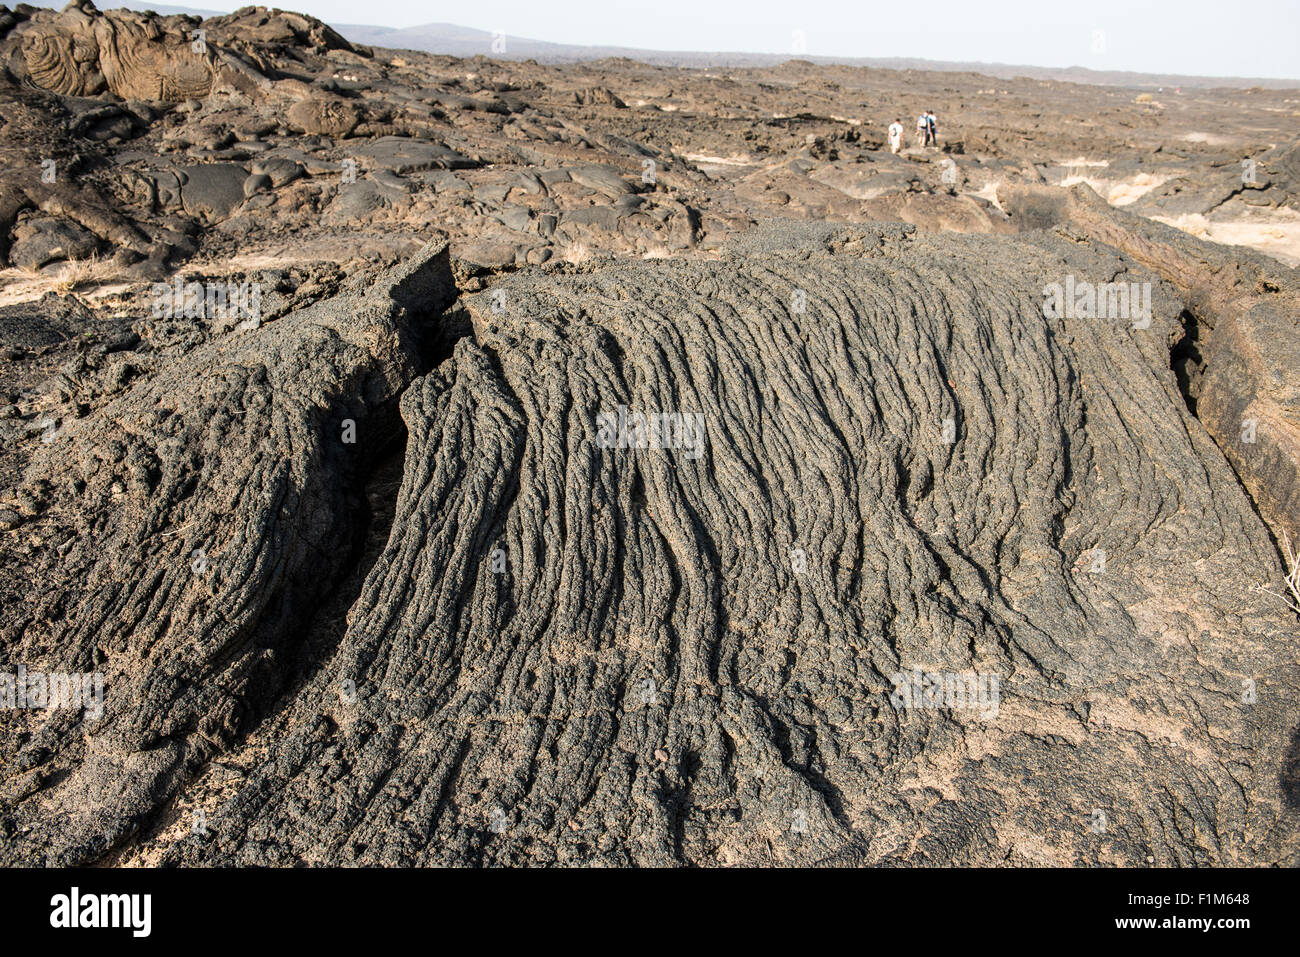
[2, 214, 1298, 866]
[0, 240, 454, 862]
[0, 4, 1297, 868]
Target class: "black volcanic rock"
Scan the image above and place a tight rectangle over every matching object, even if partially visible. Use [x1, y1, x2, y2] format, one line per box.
[0, 242, 455, 864]
[0, 4, 1298, 871]
[3, 218, 1297, 866]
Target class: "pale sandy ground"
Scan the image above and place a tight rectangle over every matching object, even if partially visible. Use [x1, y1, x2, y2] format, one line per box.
[1151, 209, 1300, 267]
[0, 233, 423, 308]
[1055, 170, 1177, 206]
[0, 271, 134, 309]
[1047, 151, 1300, 263]
[1183, 131, 1237, 146]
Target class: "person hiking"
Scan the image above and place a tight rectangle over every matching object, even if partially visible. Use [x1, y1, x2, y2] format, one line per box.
[916, 112, 928, 149]
[888, 118, 903, 154]
[925, 110, 938, 148]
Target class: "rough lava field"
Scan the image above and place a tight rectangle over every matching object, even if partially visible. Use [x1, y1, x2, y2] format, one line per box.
[0, 2, 1298, 866]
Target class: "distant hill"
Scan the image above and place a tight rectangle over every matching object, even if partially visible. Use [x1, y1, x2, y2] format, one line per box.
[26, 0, 227, 16]
[24, 2, 1300, 90]
[336, 21, 1299, 89]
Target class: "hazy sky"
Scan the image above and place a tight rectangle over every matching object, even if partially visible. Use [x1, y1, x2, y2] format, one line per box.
[53, 1, 1300, 78]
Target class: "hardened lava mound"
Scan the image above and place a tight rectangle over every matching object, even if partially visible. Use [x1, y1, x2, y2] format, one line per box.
[4, 211, 1297, 866]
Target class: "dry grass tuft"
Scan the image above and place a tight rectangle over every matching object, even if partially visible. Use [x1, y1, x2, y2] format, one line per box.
[1262, 530, 1300, 616]
[50, 254, 113, 293]
[561, 242, 590, 265]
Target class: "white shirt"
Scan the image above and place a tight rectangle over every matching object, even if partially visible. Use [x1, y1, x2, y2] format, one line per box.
[888, 122, 903, 139]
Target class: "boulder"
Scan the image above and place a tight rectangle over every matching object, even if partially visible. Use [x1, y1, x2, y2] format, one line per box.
[9, 217, 99, 269]
[286, 96, 362, 138]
